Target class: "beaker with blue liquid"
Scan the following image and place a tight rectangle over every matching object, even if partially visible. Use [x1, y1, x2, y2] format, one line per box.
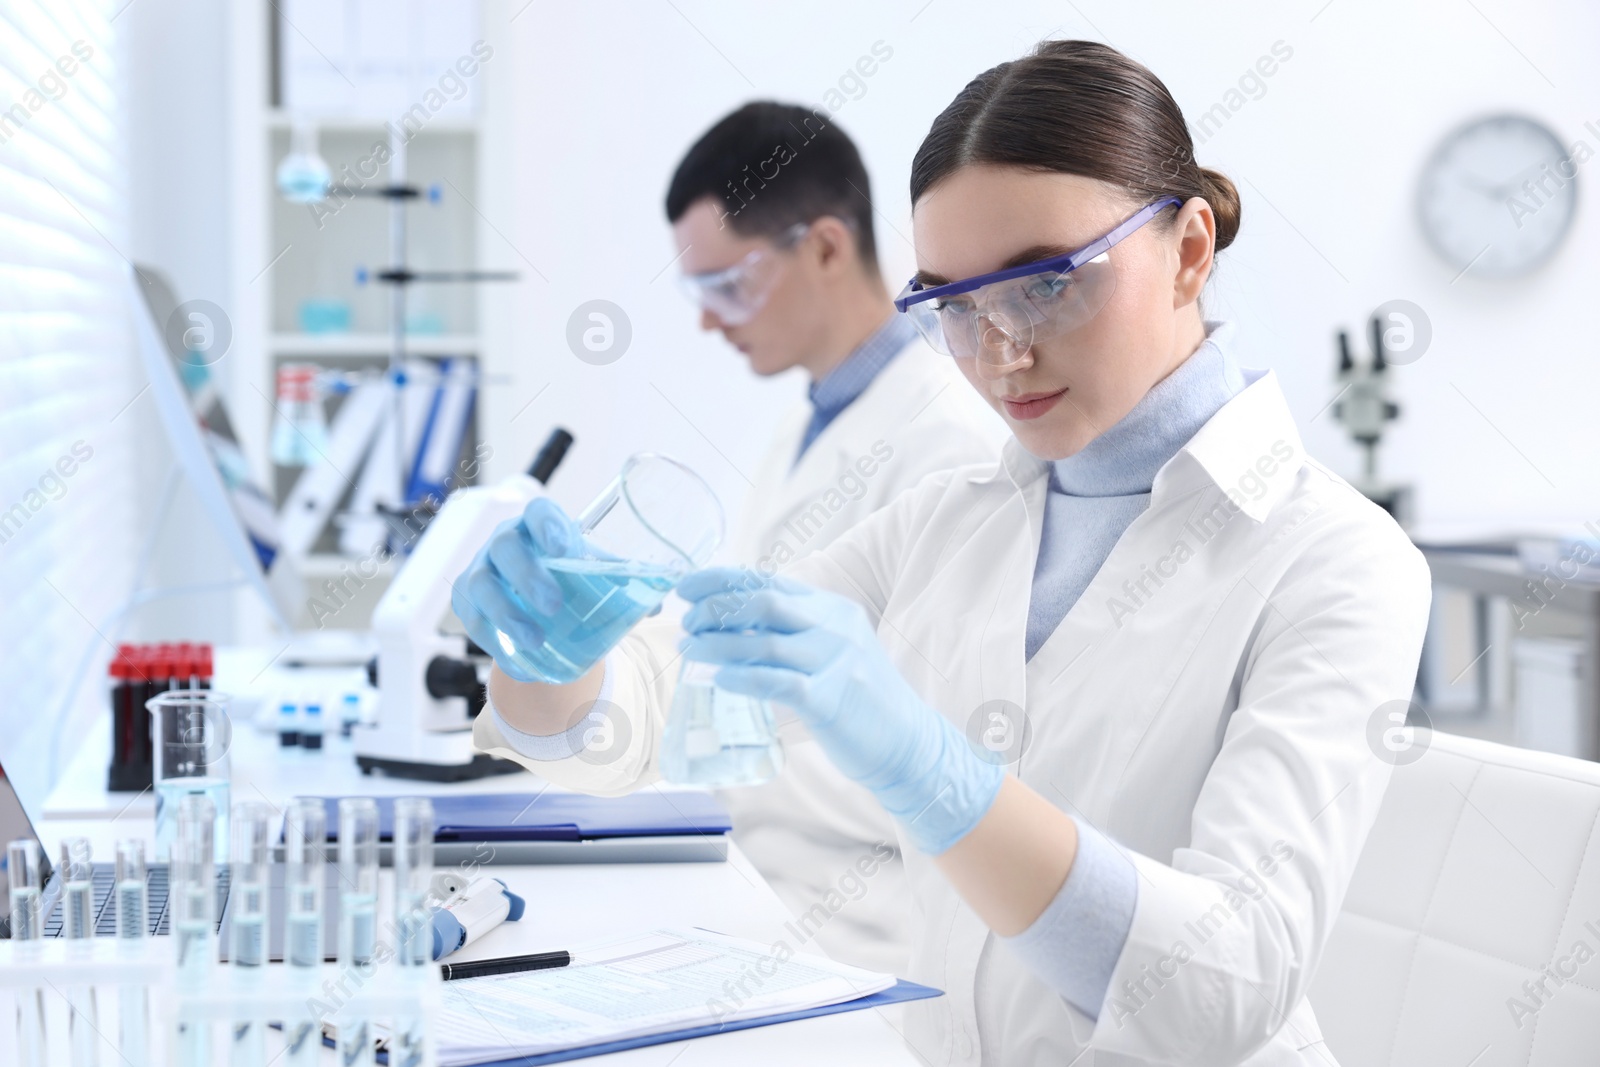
[486, 453, 782, 785]
[148, 690, 232, 864]
[492, 453, 725, 684]
[661, 661, 785, 786]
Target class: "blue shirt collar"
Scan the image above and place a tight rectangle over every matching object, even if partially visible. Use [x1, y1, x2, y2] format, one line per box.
[807, 312, 918, 422]
[794, 313, 918, 464]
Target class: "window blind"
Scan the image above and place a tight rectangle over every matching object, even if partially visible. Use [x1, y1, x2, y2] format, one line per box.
[0, 0, 138, 810]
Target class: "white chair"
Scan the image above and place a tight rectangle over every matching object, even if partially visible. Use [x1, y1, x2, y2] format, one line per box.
[1312, 730, 1600, 1065]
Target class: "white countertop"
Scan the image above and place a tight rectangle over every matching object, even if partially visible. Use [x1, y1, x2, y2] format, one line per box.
[35, 646, 921, 1066]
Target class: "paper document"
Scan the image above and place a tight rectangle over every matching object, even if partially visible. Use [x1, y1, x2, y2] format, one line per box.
[428, 929, 896, 1065]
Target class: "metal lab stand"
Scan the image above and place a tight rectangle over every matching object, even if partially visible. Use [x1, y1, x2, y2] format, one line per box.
[1419, 547, 1600, 761]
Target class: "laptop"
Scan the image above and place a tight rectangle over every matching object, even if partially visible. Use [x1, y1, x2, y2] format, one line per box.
[0, 759, 338, 960]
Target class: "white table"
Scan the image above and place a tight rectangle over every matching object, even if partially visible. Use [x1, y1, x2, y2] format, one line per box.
[39, 648, 922, 1066]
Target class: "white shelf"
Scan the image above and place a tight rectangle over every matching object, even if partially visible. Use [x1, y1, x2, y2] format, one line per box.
[265, 108, 480, 133]
[271, 332, 479, 356]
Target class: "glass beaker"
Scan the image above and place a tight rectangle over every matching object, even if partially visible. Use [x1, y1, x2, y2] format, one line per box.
[148, 690, 232, 864]
[493, 453, 724, 684]
[661, 662, 784, 786]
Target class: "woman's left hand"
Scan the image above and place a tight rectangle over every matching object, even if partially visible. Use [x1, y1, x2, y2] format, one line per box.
[677, 567, 1002, 854]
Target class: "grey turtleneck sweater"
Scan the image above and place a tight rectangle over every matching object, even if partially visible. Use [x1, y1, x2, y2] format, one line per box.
[1025, 325, 1246, 659]
[999, 324, 1246, 1023]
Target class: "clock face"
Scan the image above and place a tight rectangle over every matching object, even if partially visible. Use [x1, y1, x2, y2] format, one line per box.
[1417, 114, 1578, 279]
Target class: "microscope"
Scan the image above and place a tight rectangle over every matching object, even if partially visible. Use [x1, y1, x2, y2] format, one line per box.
[1331, 314, 1412, 527]
[356, 429, 573, 780]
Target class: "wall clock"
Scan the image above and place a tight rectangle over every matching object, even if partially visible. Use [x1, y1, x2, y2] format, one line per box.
[1417, 114, 1578, 279]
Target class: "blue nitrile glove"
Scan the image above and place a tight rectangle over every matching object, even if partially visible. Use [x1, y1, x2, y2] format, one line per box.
[451, 497, 579, 683]
[677, 567, 1004, 855]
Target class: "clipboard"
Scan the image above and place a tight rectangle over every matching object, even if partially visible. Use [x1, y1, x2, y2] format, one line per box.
[300, 792, 733, 843]
[328, 978, 942, 1065]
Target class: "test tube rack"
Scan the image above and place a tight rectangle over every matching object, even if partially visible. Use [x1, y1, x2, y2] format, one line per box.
[0, 936, 440, 1065]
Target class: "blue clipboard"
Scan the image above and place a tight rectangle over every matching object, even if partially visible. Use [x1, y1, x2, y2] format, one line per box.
[301, 792, 733, 843]
[330, 979, 941, 1065]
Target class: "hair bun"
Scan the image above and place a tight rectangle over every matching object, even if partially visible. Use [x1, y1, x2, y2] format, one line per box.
[1198, 167, 1241, 251]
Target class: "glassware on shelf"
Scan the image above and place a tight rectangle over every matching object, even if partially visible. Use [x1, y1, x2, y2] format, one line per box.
[270, 363, 330, 467]
[297, 298, 351, 334]
[276, 122, 331, 204]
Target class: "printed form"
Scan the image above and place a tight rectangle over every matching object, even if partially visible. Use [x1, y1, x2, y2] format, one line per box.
[428, 929, 896, 1065]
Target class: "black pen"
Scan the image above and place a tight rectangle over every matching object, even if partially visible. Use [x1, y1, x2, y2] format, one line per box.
[439, 950, 571, 981]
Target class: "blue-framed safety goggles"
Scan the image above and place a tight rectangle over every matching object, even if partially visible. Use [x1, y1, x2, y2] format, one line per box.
[894, 197, 1182, 365]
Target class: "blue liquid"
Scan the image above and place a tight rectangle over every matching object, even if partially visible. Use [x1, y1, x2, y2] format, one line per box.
[275, 155, 331, 204]
[661, 667, 784, 787]
[154, 777, 230, 863]
[497, 557, 678, 684]
[288, 908, 321, 972]
[340, 891, 377, 966]
[231, 885, 265, 967]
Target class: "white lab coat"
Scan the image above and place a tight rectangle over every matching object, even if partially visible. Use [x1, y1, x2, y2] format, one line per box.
[716, 338, 1006, 976]
[476, 368, 1431, 1066]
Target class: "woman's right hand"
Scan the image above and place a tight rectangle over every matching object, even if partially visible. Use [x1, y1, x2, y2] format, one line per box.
[451, 496, 580, 683]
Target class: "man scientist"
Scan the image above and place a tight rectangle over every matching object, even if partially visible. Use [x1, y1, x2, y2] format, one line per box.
[477, 101, 1003, 973]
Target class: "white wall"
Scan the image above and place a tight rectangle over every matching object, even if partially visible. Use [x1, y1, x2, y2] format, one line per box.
[110, 0, 1600, 632]
[477, 0, 1600, 540]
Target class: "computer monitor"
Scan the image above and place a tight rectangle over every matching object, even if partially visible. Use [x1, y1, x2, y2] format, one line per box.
[129, 263, 292, 630]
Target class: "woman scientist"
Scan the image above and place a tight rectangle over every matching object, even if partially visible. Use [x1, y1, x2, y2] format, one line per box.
[461, 40, 1431, 1066]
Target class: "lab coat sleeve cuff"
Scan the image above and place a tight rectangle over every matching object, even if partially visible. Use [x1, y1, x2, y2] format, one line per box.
[473, 617, 676, 796]
[1087, 849, 1269, 1062]
[486, 659, 617, 762]
[998, 815, 1138, 1020]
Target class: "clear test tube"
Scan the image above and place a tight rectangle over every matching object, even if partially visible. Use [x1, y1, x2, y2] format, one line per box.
[115, 840, 150, 1067]
[8, 839, 46, 1067]
[284, 797, 327, 1067]
[59, 837, 99, 1067]
[60, 837, 94, 939]
[7, 838, 42, 939]
[337, 798, 380, 1067]
[230, 802, 272, 1067]
[392, 797, 435, 1067]
[173, 794, 216, 1067]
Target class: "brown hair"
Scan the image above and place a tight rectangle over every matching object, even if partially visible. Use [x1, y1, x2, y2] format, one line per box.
[909, 40, 1241, 251]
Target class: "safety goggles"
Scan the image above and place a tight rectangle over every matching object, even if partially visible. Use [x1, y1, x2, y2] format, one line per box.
[894, 198, 1182, 366]
[676, 222, 809, 326]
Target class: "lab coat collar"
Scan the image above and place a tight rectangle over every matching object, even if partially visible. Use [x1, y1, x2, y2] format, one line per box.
[975, 366, 1306, 525]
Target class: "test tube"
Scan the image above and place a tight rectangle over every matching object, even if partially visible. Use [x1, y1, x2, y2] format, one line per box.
[115, 840, 150, 1067]
[8, 839, 46, 1067]
[173, 793, 216, 1067]
[338, 798, 380, 1067]
[59, 837, 99, 1067]
[392, 797, 435, 1067]
[230, 802, 272, 1067]
[284, 797, 327, 1067]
